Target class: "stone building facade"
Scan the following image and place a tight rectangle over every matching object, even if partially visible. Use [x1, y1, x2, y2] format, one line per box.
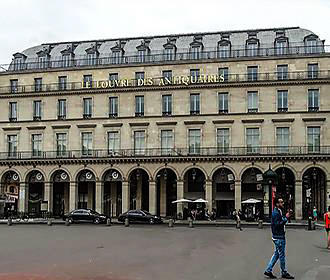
[0, 26, 329, 220]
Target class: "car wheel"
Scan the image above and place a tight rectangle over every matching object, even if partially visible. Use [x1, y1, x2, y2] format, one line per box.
[94, 218, 100, 224]
[149, 218, 155, 224]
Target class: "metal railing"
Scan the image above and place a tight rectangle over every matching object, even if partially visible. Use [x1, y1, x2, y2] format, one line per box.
[0, 44, 328, 73]
[1, 70, 330, 95]
[2, 146, 330, 160]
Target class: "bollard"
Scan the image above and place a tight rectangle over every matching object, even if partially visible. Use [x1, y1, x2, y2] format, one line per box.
[7, 217, 12, 226]
[106, 218, 111, 226]
[307, 216, 312, 231]
[47, 219, 53, 226]
[65, 218, 70, 226]
[258, 220, 263, 229]
[168, 219, 174, 228]
[125, 218, 129, 227]
[189, 219, 193, 228]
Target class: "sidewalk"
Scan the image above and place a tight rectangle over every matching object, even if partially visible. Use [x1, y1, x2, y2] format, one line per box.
[0, 217, 325, 228]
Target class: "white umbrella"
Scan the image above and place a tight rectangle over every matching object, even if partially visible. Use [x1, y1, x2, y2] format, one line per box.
[171, 198, 193, 204]
[193, 198, 208, 203]
[241, 198, 262, 204]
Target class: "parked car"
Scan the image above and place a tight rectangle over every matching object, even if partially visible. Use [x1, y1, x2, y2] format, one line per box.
[118, 210, 162, 224]
[63, 209, 110, 224]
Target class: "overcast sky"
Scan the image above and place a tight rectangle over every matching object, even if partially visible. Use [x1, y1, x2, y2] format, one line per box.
[0, 0, 329, 64]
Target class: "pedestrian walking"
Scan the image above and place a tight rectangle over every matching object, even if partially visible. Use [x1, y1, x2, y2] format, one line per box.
[264, 197, 294, 279]
[324, 206, 330, 249]
[313, 206, 318, 222]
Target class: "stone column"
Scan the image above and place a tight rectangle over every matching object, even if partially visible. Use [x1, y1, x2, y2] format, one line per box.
[69, 182, 78, 211]
[149, 180, 157, 215]
[95, 181, 103, 214]
[235, 180, 242, 211]
[122, 181, 130, 213]
[176, 180, 184, 215]
[160, 177, 166, 216]
[44, 182, 52, 212]
[295, 180, 303, 220]
[18, 183, 28, 213]
[136, 177, 142, 209]
[64, 184, 69, 213]
[205, 180, 213, 212]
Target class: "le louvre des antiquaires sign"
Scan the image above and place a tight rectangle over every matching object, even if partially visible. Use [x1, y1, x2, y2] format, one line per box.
[82, 74, 225, 89]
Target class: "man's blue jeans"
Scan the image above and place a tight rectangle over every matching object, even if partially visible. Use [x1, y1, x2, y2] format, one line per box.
[265, 239, 287, 274]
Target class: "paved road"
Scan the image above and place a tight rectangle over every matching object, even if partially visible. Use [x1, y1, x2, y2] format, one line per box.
[0, 224, 329, 280]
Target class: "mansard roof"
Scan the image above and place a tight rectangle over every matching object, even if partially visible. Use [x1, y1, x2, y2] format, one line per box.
[11, 27, 324, 62]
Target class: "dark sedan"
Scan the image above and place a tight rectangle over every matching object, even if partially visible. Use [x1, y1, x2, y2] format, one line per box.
[118, 210, 162, 224]
[63, 209, 110, 224]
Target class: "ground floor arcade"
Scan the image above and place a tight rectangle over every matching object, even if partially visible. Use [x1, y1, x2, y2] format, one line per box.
[0, 160, 329, 220]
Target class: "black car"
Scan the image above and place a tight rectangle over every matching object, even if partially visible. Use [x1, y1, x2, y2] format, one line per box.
[63, 209, 110, 224]
[118, 210, 162, 224]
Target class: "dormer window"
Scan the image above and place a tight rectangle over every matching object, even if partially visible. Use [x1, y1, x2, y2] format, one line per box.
[246, 41, 259, 57]
[136, 39, 151, 63]
[12, 53, 26, 71]
[138, 49, 147, 63]
[87, 52, 97, 66]
[60, 44, 77, 68]
[275, 38, 288, 55]
[62, 54, 71, 67]
[218, 39, 231, 59]
[38, 55, 48, 69]
[112, 50, 122, 64]
[85, 43, 100, 66]
[191, 46, 201, 60]
[305, 38, 317, 54]
[164, 47, 175, 61]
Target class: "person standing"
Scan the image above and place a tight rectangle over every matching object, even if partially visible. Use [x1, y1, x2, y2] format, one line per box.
[264, 197, 294, 279]
[313, 206, 318, 222]
[324, 206, 330, 249]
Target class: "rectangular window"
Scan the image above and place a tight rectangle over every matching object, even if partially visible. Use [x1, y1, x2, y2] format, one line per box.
[7, 135, 17, 158]
[247, 66, 258, 81]
[308, 89, 319, 111]
[109, 73, 119, 81]
[276, 127, 290, 153]
[112, 51, 121, 64]
[306, 39, 317, 54]
[58, 99, 66, 119]
[108, 131, 120, 155]
[218, 44, 230, 58]
[162, 95, 172, 116]
[247, 91, 258, 113]
[62, 54, 71, 67]
[38, 56, 48, 69]
[190, 69, 200, 80]
[246, 128, 260, 153]
[277, 65, 288, 80]
[34, 78, 42, 92]
[83, 75, 93, 87]
[134, 131, 145, 155]
[9, 102, 17, 122]
[307, 127, 320, 153]
[162, 70, 172, 84]
[81, 132, 93, 156]
[189, 129, 201, 154]
[308, 63, 319, 79]
[109, 97, 118, 117]
[190, 93, 200, 115]
[58, 76, 67, 90]
[218, 93, 229, 113]
[275, 41, 288, 55]
[138, 49, 147, 63]
[33, 100, 42, 120]
[217, 128, 230, 154]
[161, 130, 174, 155]
[10, 79, 18, 93]
[218, 67, 229, 82]
[83, 98, 92, 118]
[135, 96, 144, 116]
[56, 133, 67, 157]
[32, 134, 42, 157]
[277, 90, 288, 112]
[135, 72, 145, 80]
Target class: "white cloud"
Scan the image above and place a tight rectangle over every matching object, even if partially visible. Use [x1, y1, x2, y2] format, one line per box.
[0, 0, 329, 64]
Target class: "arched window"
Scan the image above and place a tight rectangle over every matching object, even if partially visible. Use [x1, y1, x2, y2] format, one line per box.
[304, 35, 318, 54]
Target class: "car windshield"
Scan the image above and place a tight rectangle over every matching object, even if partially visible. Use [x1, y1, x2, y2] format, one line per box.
[141, 210, 152, 215]
[89, 209, 99, 215]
